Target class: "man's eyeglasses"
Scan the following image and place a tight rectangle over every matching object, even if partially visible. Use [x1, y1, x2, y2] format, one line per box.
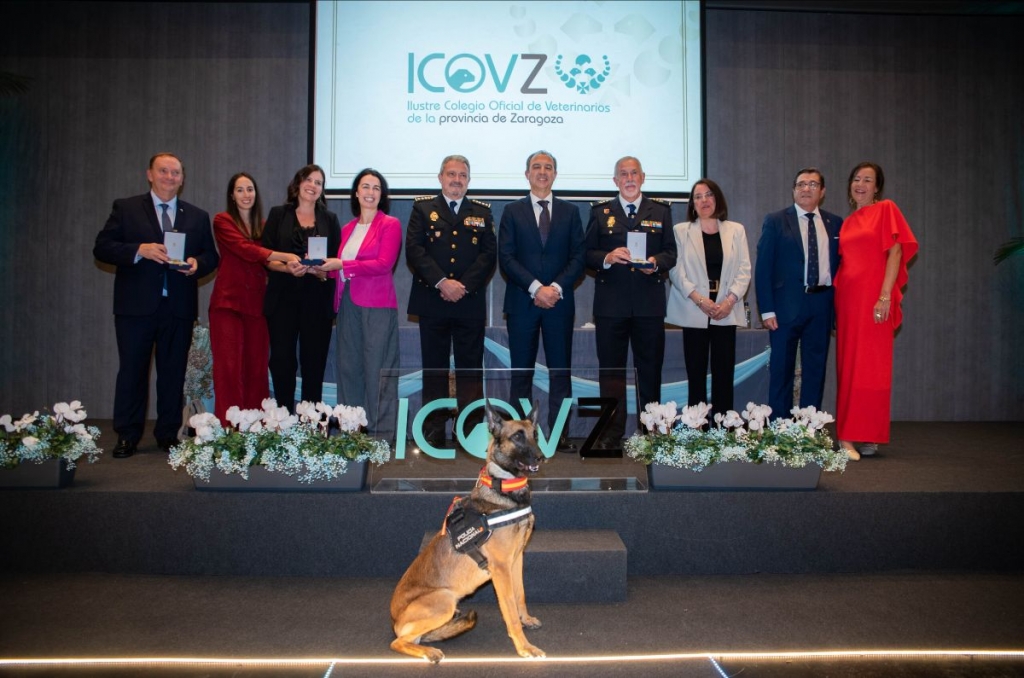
[795, 181, 821, 190]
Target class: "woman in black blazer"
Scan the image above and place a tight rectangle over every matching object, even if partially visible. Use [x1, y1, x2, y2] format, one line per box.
[261, 164, 341, 411]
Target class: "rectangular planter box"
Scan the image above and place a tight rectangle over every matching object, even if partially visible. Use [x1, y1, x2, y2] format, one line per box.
[193, 461, 367, 492]
[0, 459, 76, 489]
[647, 461, 821, 491]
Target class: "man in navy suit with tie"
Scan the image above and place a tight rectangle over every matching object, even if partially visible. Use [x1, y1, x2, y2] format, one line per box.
[94, 153, 219, 458]
[755, 167, 842, 420]
[499, 150, 585, 451]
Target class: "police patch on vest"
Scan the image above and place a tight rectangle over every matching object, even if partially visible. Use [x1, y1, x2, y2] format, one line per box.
[445, 498, 491, 555]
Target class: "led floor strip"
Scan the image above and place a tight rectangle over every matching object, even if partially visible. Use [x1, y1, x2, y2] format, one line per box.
[1, 650, 1023, 667]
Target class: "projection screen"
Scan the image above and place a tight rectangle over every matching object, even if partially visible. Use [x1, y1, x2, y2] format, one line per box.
[312, 1, 703, 196]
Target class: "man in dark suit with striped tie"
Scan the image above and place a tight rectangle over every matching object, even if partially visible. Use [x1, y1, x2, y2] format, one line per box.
[93, 153, 218, 458]
[499, 150, 585, 451]
[755, 167, 843, 420]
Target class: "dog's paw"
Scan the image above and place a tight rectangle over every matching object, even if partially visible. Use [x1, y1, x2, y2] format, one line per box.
[517, 643, 546, 658]
[521, 615, 542, 629]
[424, 647, 445, 664]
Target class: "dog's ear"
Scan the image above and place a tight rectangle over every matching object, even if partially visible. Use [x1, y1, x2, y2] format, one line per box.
[486, 401, 505, 437]
[528, 401, 540, 428]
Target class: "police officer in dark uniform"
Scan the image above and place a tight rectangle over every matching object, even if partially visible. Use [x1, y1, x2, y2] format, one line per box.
[406, 155, 497, 446]
[585, 156, 677, 447]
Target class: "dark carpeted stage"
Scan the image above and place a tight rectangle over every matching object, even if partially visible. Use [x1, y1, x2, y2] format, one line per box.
[2, 420, 1023, 675]
[2, 420, 1022, 578]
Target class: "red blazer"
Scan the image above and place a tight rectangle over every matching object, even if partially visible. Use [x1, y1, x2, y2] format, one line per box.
[210, 212, 272, 316]
[334, 211, 401, 311]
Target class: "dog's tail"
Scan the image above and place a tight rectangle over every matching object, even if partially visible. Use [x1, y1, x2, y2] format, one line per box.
[420, 609, 478, 642]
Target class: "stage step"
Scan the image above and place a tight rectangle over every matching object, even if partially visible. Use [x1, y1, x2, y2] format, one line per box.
[420, 529, 627, 603]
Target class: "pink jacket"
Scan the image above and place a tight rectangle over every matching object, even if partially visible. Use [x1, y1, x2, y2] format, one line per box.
[333, 210, 401, 310]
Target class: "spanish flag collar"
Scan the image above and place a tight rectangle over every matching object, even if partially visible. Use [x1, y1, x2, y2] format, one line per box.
[478, 467, 528, 493]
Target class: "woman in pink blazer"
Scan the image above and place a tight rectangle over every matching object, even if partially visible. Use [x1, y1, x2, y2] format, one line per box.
[319, 169, 401, 433]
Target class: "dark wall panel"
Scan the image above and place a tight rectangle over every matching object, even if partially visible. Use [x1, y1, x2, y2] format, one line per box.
[704, 9, 1024, 420]
[1, 2, 310, 421]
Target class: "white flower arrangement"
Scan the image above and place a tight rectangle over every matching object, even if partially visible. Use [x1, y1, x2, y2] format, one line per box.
[0, 400, 102, 469]
[626, 401, 847, 473]
[167, 398, 390, 483]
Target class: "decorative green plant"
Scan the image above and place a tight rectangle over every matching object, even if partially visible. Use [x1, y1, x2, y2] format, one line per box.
[183, 324, 213, 402]
[0, 72, 31, 96]
[993, 237, 1024, 265]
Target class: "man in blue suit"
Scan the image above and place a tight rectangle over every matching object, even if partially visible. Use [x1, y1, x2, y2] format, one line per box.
[499, 151, 585, 451]
[755, 167, 842, 420]
[94, 153, 219, 458]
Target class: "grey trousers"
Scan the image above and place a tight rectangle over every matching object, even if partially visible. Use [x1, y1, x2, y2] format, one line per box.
[334, 288, 399, 434]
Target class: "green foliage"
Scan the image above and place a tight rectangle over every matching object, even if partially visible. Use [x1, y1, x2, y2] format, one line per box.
[993, 237, 1024, 265]
[0, 72, 31, 96]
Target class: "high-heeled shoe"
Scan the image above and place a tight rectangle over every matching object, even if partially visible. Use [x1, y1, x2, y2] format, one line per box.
[859, 443, 878, 457]
[839, 440, 860, 461]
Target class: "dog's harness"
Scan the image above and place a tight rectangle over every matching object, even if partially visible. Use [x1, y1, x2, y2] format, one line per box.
[441, 469, 533, 570]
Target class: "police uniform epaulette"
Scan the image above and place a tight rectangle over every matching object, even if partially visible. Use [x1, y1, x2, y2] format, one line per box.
[590, 198, 613, 207]
[470, 198, 491, 209]
[414, 195, 434, 202]
[650, 197, 672, 206]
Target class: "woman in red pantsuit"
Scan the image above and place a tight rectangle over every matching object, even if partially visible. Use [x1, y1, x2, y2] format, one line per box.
[209, 173, 300, 424]
[834, 163, 918, 461]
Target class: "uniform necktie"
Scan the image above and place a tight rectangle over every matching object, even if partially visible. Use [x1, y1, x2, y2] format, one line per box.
[160, 203, 173, 232]
[805, 212, 819, 286]
[449, 200, 458, 216]
[538, 199, 550, 246]
[627, 203, 637, 221]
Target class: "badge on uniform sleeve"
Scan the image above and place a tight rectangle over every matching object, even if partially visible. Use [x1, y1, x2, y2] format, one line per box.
[430, 211, 439, 222]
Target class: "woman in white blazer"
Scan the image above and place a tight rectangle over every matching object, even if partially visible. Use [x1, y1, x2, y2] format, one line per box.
[666, 178, 751, 418]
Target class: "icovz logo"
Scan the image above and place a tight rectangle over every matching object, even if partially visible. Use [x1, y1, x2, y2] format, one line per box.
[394, 397, 617, 460]
[553, 54, 611, 94]
[408, 53, 547, 94]
[407, 52, 613, 95]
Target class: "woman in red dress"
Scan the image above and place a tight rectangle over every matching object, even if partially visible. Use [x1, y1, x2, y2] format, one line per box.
[833, 163, 918, 460]
[209, 173, 300, 424]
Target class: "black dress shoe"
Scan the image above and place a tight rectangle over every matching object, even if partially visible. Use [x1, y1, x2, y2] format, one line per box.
[556, 436, 577, 453]
[112, 438, 137, 459]
[156, 437, 179, 453]
[595, 435, 622, 450]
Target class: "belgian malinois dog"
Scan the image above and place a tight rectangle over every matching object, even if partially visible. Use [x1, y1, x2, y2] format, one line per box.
[389, 404, 545, 663]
